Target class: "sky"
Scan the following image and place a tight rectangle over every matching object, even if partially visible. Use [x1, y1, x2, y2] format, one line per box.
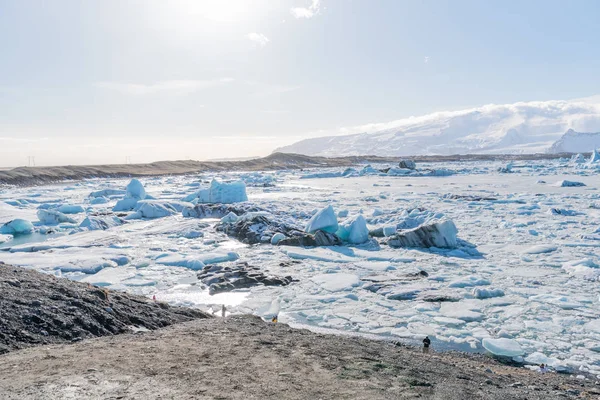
[1, 0, 600, 167]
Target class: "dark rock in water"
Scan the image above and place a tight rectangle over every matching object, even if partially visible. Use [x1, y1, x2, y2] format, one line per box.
[398, 160, 416, 170]
[277, 230, 341, 247]
[217, 215, 300, 245]
[379, 168, 391, 174]
[182, 204, 255, 219]
[197, 262, 295, 295]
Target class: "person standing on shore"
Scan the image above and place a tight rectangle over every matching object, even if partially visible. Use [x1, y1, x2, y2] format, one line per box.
[422, 336, 431, 353]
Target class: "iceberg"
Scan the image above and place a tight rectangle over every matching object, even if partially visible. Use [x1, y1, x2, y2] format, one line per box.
[57, 204, 85, 214]
[589, 148, 600, 164]
[482, 338, 524, 357]
[79, 216, 124, 231]
[388, 219, 458, 249]
[126, 178, 146, 200]
[125, 201, 176, 220]
[37, 209, 77, 225]
[336, 215, 369, 244]
[305, 205, 338, 234]
[555, 180, 586, 187]
[0, 219, 34, 235]
[472, 288, 505, 299]
[186, 179, 248, 204]
[113, 179, 147, 212]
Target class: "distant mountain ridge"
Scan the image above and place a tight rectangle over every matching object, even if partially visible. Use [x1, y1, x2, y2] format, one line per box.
[276, 100, 600, 157]
[548, 129, 600, 153]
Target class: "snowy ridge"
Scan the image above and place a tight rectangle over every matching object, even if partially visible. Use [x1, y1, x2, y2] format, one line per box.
[548, 129, 600, 153]
[276, 100, 600, 156]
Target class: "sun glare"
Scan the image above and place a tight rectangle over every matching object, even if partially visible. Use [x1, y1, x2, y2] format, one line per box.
[180, 0, 255, 23]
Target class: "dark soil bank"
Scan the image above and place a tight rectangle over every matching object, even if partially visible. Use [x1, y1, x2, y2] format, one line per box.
[0, 262, 211, 354]
[0, 152, 574, 186]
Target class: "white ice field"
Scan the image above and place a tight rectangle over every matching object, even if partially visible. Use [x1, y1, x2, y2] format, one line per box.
[1, 158, 600, 376]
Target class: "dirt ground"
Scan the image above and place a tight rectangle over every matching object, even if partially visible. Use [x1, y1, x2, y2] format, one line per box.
[1, 315, 598, 400]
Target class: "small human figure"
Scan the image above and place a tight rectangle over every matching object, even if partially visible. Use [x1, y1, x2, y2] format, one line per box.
[539, 363, 548, 373]
[152, 295, 157, 302]
[271, 315, 278, 323]
[422, 336, 431, 353]
[221, 305, 226, 317]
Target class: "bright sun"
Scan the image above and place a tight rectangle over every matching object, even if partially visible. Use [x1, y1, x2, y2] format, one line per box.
[182, 0, 255, 23]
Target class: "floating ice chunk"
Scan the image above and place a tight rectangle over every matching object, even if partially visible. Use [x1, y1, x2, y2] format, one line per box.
[433, 317, 466, 327]
[523, 244, 558, 254]
[126, 179, 146, 200]
[398, 160, 416, 170]
[89, 188, 126, 198]
[57, 204, 85, 214]
[571, 153, 586, 163]
[127, 201, 177, 219]
[112, 179, 148, 211]
[388, 219, 458, 249]
[311, 273, 359, 292]
[562, 259, 600, 280]
[284, 247, 355, 263]
[0, 219, 34, 235]
[271, 232, 286, 245]
[221, 212, 239, 224]
[154, 254, 206, 270]
[386, 286, 422, 300]
[524, 352, 560, 367]
[79, 216, 123, 231]
[372, 208, 384, 217]
[482, 338, 524, 357]
[192, 179, 248, 204]
[113, 197, 138, 212]
[89, 197, 108, 205]
[383, 225, 396, 237]
[336, 215, 369, 244]
[305, 205, 338, 234]
[589, 148, 600, 164]
[337, 210, 349, 218]
[472, 287, 505, 299]
[37, 209, 76, 225]
[555, 180, 586, 187]
[440, 304, 484, 322]
[448, 275, 491, 288]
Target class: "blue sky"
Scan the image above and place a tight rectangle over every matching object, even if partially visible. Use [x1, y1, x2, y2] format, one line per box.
[1, 0, 599, 166]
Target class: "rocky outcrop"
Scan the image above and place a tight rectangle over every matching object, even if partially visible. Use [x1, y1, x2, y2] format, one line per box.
[197, 262, 295, 295]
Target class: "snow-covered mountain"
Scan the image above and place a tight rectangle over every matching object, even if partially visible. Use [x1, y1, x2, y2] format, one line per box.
[276, 100, 600, 156]
[548, 129, 600, 153]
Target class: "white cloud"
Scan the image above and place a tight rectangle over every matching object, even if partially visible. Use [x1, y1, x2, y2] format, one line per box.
[424, 56, 430, 63]
[94, 78, 234, 95]
[291, 0, 321, 18]
[246, 32, 270, 47]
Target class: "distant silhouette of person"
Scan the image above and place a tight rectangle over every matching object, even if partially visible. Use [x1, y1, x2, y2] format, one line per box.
[539, 363, 548, 373]
[271, 315, 278, 323]
[422, 336, 431, 353]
